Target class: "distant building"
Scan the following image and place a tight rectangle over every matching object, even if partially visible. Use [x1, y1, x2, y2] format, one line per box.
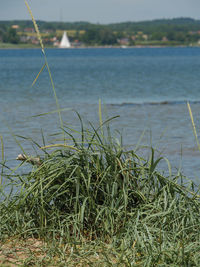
[20, 36, 28, 43]
[72, 40, 83, 47]
[42, 29, 53, 34]
[53, 39, 60, 47]
[118, 38, 129, 45]
[142, 34, 148, 40]
[20, 35, 39, 45]
[31, 39, 39, 45]
[11, 25, 19, 29]
[24, 28, 35, 33]
[189, 31, 196, 35]
[162, 37, 168, 42]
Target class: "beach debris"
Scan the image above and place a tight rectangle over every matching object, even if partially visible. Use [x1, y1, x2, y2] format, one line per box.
[16, 154, 42, 166]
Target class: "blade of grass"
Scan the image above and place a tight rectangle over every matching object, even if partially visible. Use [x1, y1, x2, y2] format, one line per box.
[99, 99, 103, 139]
[40, 144, 81, 152]
[0, 135, 4, 185]
[31, 108, 72, 118]
[31, 62, 46, 87]
[187, 101, 200, 152]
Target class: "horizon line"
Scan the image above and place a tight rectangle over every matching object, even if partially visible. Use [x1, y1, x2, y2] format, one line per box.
[0, 16, 199, 25]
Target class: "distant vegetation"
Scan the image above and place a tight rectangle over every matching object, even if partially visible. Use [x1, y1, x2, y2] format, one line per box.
[1, 17, 200, 47]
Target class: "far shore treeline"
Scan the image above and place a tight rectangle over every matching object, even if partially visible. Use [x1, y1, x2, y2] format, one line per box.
[1, 17, 200, 47]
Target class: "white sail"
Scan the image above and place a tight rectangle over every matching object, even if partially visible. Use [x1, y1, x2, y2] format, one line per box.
[59, 31, 71, 48]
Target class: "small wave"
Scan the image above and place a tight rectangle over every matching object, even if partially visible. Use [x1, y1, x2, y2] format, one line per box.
[109, 100, 200, 107]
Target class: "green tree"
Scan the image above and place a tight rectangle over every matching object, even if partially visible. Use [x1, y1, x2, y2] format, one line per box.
[175, 32, 186, 42]
[82, 28, 99, 44]
[150, 32, 165, 41]
[82, 28, 117, 45]
[166, 31, 176, 41]
[98, 29, 117, 45]
[3, 28, 20, 44]
[0, 29, 3, 42]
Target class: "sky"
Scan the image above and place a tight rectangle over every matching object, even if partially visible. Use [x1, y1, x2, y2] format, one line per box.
[1, 0, 200, 24]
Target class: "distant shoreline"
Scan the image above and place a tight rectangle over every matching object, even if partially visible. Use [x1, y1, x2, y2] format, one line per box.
[0, 44, 199, 50]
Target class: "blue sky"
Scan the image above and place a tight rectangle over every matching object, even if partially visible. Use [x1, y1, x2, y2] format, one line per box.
[1, 0, 200, 23]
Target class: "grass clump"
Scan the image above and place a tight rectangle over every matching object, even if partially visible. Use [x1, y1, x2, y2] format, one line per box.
[0, 118, 200, 266]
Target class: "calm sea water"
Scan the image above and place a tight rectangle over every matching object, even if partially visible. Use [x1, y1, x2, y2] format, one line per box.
[0, 47, 200, 182]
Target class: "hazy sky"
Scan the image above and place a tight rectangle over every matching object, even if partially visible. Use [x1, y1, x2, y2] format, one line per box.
[1, 0, 200, 23]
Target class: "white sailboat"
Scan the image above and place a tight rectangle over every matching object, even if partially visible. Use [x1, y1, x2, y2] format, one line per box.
[59, 31, 71, 48]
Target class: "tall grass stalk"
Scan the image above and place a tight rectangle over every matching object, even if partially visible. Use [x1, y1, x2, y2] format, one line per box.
[187, 101, 200, 152]
[25, 0, 64, 137]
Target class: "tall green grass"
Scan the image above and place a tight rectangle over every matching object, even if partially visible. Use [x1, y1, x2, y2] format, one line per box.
[1, 117, 200, 266]
[0, 2, 200, 266]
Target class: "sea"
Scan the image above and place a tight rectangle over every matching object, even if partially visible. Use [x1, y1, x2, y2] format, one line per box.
[0, 47, 200, 183]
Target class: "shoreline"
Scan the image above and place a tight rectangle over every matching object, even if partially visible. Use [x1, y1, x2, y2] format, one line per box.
[0, 44, 200, 50]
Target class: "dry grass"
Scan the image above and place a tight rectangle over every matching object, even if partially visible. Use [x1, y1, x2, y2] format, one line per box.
[0, 238, 126, 267]
[0, 238, 47, 266]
